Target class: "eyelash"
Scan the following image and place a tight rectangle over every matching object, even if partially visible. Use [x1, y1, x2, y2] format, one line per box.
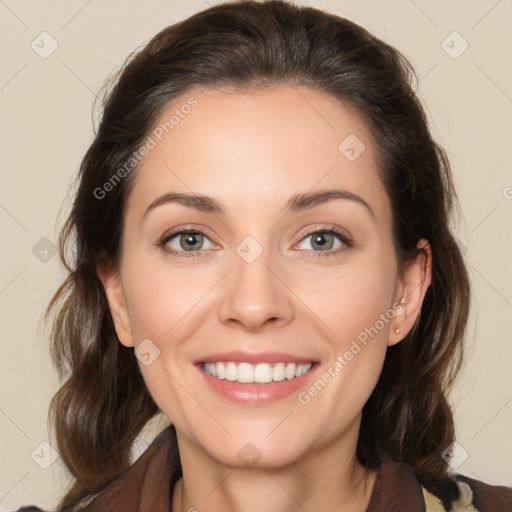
[157, 226, 353, 260]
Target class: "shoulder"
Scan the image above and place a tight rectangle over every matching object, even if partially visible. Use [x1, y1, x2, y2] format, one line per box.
[11, 426, 179, 512]
[374, 454, 512, 512]
[454, 473, 512, 510]
[421, 472, 512, 511]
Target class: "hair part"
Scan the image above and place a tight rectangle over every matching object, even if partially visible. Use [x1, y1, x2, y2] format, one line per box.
[45, 1, 470, 509]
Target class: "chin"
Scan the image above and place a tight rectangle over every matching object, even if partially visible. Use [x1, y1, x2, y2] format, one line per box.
[200, 433, 309, 469]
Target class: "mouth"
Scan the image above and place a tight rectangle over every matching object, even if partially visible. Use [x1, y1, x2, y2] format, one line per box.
[193, 351, 320, 405]
[199, 361, 316, 385]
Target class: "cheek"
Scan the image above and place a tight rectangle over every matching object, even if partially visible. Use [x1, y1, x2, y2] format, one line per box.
[125, 259, 209, 342]
[123, 263, 210, 422]
[294, 270, 394, 432]
[299, 255, 396, 347]
[296, 253, 396, 399]
[121, 255, 218, 404]
[330, 281, 393, 350]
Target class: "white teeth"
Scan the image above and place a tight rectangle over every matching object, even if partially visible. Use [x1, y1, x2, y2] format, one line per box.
[237, 362, 254, 383]
[254, 363, 273, 383]
[202, 361, 313, 384]
[225, 362, 238, 381]
[272, 362, 286, 382]
[285, 362, 296, 380]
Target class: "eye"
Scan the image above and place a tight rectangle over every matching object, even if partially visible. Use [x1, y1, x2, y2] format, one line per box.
[157, 226, 352, 260]
[158, 228, 215, 259]
[295, 228, 352, 258]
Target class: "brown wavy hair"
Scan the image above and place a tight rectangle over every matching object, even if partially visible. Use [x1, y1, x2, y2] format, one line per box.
[45, 0, 470, 509]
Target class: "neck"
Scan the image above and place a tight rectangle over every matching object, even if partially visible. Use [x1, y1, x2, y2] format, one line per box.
[171, 425, 377, 512]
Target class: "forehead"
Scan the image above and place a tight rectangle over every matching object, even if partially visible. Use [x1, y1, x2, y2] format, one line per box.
[126, 85, 390, 224]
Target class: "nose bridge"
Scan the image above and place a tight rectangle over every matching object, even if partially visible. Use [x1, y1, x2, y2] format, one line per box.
[217, 235, 293, 330]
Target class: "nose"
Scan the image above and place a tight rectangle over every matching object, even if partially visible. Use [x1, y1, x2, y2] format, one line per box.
[218, 247, 294, 332]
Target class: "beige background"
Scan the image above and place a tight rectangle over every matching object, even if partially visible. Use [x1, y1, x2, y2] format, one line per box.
[1, 0, 511, 509]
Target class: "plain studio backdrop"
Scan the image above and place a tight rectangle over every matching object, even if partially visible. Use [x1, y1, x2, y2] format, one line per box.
[1, 0, 511, 510]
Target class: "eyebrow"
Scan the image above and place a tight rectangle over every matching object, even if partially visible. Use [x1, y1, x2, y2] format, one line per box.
[143, 189, 375, 221]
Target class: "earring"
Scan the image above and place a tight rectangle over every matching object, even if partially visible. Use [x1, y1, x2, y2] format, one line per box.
[395, 328, 401, 335]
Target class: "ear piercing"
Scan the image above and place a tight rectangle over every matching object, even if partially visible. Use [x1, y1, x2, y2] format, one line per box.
[395, 298, 405, 336]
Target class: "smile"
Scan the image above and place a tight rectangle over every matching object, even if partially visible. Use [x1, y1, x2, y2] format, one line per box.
[201, 361, 314, 384]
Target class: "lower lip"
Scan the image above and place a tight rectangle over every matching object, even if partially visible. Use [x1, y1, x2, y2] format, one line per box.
[196, 363, 319, 406]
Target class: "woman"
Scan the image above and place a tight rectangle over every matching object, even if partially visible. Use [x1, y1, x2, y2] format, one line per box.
[16, 1, 512, 511]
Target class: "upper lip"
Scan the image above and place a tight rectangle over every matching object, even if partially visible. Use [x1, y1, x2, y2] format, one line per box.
[194, 351, 318, 365]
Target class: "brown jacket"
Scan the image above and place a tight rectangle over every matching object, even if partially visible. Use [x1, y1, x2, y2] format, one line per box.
[17, 424, 512, 511]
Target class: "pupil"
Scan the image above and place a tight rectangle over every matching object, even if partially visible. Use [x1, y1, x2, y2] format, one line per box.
[313, 233, 332, 250]
[316, 234, 326, 246]
[182, 233, 201, 251]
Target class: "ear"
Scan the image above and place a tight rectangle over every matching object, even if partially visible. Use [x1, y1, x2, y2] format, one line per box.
[96, 265, 134, 348]
[388, 238, 432, 347]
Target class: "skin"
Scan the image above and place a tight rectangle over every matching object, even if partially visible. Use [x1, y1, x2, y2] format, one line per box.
[98, 85, 432, 512]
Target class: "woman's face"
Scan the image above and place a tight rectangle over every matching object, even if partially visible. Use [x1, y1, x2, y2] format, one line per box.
[100, 85, 429, 468]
